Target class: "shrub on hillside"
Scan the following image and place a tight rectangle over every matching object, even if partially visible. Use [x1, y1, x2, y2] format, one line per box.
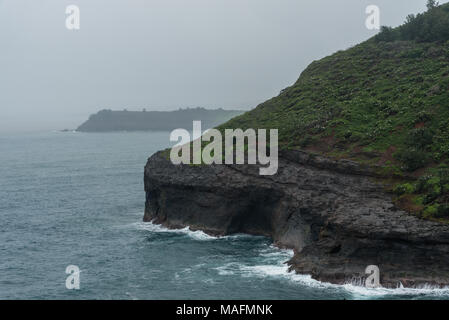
[376, 1, 449, 43]
[395, 149, 428, 171]
[406, 128, 434, 150]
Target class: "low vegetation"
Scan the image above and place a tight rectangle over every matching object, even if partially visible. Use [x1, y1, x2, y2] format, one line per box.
[219, 1, 449, 221]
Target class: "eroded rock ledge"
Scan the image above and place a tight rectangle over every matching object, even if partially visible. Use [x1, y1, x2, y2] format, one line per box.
[144, 150, 449, 288]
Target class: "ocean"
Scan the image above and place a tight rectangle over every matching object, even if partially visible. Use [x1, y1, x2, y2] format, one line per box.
[1, 131, 448, 300]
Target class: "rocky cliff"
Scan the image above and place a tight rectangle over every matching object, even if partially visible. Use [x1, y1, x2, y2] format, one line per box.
[144, 150, 449, 288]
[144, 4, 449, 288]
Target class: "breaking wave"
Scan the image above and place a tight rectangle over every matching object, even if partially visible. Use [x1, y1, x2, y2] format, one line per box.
[130, 221, 259, 241]
[216, 244, 449, 299]
[133, 221, 449, 299]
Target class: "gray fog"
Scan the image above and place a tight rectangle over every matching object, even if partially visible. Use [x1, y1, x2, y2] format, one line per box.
[0, 0, 442, 133]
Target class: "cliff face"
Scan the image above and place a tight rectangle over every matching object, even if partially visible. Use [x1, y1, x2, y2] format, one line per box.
[144, 151, 449, 288]
[142, 4, 449, 289]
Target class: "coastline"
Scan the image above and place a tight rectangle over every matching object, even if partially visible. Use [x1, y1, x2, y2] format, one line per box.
[140, 220, 449, 297]
[144, 150, 449, 288]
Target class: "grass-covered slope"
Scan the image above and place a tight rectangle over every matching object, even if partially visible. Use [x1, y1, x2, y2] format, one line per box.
[219, 2, 449, 220]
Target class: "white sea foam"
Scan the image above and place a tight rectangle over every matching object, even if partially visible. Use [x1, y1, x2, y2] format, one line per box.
[239, 263, 449, 298]
[131, 221, 262, 241]
[215, 263, 241, 276]
[132, 221, 217, 240]
[54, 130, 78, 134]
[133, 221, 449, 298]
[218, 244, 449, 299]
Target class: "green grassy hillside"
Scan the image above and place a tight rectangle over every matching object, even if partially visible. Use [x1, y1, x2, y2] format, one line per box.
[220, 2, 449, 220]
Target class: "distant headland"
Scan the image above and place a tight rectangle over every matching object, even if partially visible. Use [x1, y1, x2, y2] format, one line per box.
[76, 107, 245, 132]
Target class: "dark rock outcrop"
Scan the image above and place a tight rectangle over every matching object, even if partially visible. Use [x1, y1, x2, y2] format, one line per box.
[144, 150, 449, 288]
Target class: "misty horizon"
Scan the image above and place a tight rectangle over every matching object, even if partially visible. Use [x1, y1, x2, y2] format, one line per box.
[1, 0, 443, 133]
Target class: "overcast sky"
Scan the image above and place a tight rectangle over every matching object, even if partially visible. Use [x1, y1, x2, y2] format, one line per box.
[0, 0, 443, 132]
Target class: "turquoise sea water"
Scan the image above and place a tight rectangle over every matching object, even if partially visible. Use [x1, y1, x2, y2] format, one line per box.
[1, 131, 448, 300]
